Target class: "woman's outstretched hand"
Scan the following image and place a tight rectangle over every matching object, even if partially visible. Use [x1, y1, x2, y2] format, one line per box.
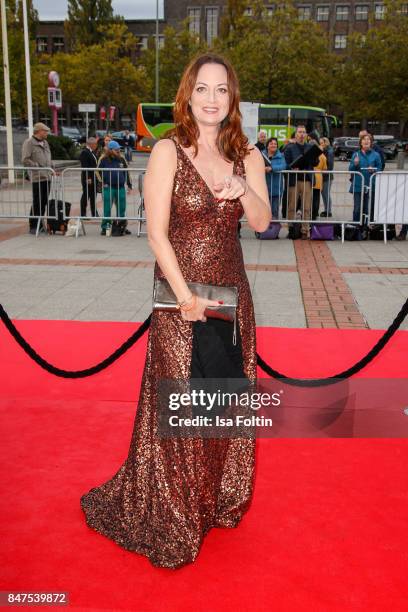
[213, 175, 247, 202]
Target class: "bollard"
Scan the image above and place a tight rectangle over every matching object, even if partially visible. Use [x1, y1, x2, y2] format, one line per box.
[397, 151, 405, 170]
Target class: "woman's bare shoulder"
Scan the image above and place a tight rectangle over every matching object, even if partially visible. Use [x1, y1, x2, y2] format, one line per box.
[151, 137, 177, 157]
[243, 144, 264, 170]
[146, 138, 177, 170]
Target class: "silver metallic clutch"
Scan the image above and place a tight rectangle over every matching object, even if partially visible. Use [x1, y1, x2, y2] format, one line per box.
[152, 278, 238, 344]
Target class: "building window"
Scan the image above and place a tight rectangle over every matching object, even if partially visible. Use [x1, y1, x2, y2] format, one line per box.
[316, 6, 329, 20]
[266, 5, 276, 16]
[206, 7, 219, 45]
[400, 3, 408, 13]
[243, 7, 253, 15]
[52, 37, 64, 53]
[336, 5, 349, 20]
[355, 5, 368, 20]
[36, 37, 48, 53]
[187, 8, 201, 35]
[137, 36, 148, 50]
[375, 3, 385, 19]
[298, 6, 312, 20]
[334, 34, 347, 49]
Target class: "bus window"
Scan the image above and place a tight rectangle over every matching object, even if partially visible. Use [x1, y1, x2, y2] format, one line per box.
[259, 107, 290, 124]
[143, 105, 174, 127]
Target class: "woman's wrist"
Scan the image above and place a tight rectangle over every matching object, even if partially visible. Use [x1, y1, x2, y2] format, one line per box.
[177, 292, 193, 308]
[178, 293, 197, 312]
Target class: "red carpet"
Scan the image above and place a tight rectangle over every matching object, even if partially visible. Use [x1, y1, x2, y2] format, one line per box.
[0, 320, 407, 611]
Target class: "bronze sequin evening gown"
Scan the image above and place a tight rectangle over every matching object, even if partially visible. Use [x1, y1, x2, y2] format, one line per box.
[80, 138, 257, 569]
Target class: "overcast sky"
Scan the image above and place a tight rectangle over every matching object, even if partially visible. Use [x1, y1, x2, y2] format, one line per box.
[33, 0, 164, 21]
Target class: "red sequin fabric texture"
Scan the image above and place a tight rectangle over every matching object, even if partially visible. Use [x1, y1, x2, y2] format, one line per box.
[80, 137, 257, 569]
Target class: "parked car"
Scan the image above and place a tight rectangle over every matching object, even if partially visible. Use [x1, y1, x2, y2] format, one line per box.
[395, 139, 408, 151]
[110, 130, 137, 150]
[61, 126, 82, 144]
[333, 137, 349, 157]
[335, 138, 360, 160]
[379, 139, 398, 160]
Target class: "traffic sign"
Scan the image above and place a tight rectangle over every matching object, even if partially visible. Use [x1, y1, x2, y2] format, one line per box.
[79, 104, 96, 113]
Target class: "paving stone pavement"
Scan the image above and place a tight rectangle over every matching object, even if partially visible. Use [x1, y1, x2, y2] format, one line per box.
[0, 216, 407, 330]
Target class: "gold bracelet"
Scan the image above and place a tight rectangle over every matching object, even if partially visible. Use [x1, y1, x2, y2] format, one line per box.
[179, 294, 197, 312]
[177, 292, 193, 309]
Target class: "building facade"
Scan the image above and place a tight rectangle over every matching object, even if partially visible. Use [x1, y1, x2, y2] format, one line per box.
[36, 1, 395, 56]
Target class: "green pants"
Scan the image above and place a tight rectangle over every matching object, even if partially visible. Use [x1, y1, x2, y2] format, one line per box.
[101, 186, 126, 229]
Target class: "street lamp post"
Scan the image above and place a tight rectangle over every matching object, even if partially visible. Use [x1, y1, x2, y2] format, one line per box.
[22, 0, 33, 137]
[0, 0, 15, 183]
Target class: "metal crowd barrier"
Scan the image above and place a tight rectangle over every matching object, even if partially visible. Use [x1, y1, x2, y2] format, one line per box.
[0, 167, 56, 236]
[60, 167, 146, 238]
[269, 169, 365, 242]
[2, 166, 407, 244]
[369, 171, 408, 243]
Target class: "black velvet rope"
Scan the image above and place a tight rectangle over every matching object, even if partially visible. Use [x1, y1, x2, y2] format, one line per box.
[0, 299, 407, 386]
[0, 304, 151, 379]
[258, 296, 408, 387]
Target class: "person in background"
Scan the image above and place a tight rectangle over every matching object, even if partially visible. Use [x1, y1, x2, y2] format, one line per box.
[359, 129, 385, 171]
[97, 133, 112, 157]
[254, 130, 267, 153]
[349, 133, 382, 228]
[319, 137, 334, 217]
[22, 122, 53, 234]
[279, 132, 296, 217]
[123, 130, 135, 162]
[97, 140, 132, 235]
[263, 137, 286, 219]
[284, 124, 316, 239]
[309, 139, 327, 219]
[79, 137, 99, 218]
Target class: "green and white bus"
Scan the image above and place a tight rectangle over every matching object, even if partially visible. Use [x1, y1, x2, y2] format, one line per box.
[136, 102, 336, 151]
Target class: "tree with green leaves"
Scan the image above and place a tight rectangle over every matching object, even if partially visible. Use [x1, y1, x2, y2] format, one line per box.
[65, 0, 119, 49]
[337, 0, 408, 135]
[0, 0, 41, 121]
[138, 23, 207, 102]
[215, 0, 336, 107]
[37, 24, 149, 122]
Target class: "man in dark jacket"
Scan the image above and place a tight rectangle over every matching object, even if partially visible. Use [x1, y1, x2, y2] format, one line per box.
[123, 130, 135, 162]
[79, 137, 98, 217]
[283, 125, 318, 239]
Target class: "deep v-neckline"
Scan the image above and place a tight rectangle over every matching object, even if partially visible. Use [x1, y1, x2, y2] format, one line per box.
[176, 141, 235, 200]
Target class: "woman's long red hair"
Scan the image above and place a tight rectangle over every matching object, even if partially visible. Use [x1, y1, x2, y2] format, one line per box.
[170, 53, 250, 162]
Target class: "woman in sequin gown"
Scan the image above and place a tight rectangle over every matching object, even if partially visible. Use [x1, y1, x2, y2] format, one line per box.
[80, 53, 271, 569]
